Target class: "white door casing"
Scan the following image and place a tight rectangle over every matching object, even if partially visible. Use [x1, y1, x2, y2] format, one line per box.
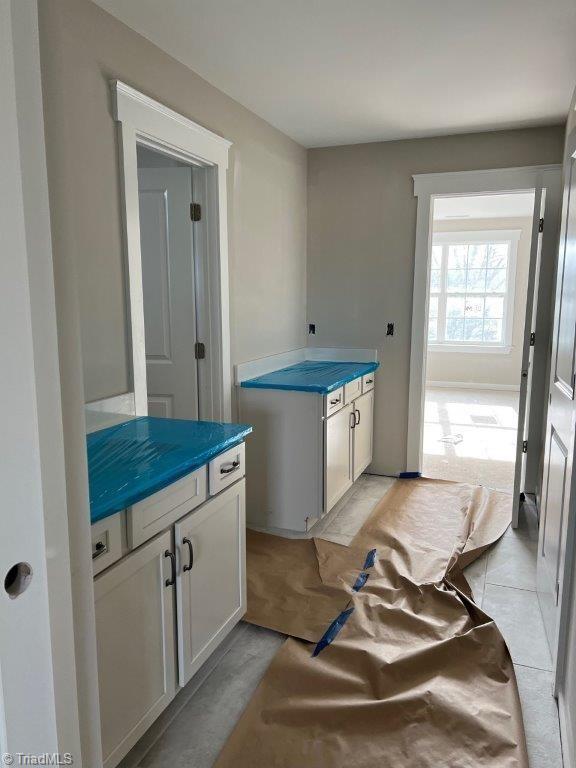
[175, 480, 246, 687]
[112, 80, 232, 421]
[537, 129, 576, 692]
[138, 166, 199, 419]
[409, 165, 562, 480]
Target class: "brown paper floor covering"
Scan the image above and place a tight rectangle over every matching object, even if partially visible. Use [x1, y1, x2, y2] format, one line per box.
[218, 478, 527, 767]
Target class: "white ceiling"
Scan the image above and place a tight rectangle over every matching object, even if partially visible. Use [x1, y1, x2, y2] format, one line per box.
[434, 193, 535, 221]
[93, 0, 576, 148]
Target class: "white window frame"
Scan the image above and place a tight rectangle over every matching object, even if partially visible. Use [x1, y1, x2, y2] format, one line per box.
[427, 229, 520, 354]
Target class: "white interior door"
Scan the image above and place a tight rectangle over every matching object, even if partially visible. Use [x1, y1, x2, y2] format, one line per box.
[537, 129, 576, 674]
[138, 166, 199, 419]
[512, 188, 544, 526]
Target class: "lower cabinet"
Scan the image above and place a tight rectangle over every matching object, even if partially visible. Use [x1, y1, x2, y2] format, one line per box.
[324, 389, 375, 513]
[352, 390, 374, 481]
[175, 480, 246, 687]
[95, 479, 246, 768]
[94, 529, 176, 768]
[325, 403, 354, 511]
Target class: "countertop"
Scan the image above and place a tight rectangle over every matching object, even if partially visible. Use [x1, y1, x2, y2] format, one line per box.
[88, 416, 252, 524]
[240, 360, 379, 394]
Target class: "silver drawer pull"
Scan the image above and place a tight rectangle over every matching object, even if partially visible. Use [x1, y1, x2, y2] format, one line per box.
[365, 379, 373, 385]
[329, 396, 341, 405]
[220, 460, 240, 475]
[92, 540, 108, 560]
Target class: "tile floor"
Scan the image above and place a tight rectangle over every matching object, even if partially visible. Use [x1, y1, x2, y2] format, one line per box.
[464, 499, 563, 768]
[422, 386, 519, 492]
[119, 475, 563, 768]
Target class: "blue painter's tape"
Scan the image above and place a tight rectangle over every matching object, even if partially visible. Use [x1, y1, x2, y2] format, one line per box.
[399, 471, 421, 479]
[352, 572, 369, 592]
[363, 548, 377, 569]
[312, 607, 354, 657]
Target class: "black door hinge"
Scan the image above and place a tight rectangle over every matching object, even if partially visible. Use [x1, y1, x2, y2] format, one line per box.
[522, 440, 528, 453]
[190, 202, 202, 222]
[539, 218, 544, 233]
[194, 341, 206, 360]
[530, 331, 536, 346]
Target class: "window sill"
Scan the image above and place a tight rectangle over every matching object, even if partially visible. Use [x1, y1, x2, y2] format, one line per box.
[428, 344, 512, 355]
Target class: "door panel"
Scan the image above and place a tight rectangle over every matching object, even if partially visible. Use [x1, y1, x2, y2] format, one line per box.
[175, 480, 246, 687]
[554, 155, 576, 395]
[138, 166, 199, 419]
[325, 403, 353, 513]
[94, 530, 176, 768]
[537, 129, 576, 676]
[353, 390, 374, 481]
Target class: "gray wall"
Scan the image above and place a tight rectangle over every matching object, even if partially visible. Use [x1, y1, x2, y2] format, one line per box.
[307, 127, 565, 475]
[39, 0, 307, 405]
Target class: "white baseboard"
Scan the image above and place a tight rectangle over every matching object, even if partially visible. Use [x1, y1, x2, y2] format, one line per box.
[559, 691, 575, 768]
[427, 380, 520, 392]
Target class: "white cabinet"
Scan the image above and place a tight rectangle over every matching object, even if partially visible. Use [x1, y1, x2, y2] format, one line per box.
[93, 458, 247, 768]
[240, 373, 376, 531]
[325, 403, 354, 511]
[175, 480, 246, 686]
[94, 529, 176, 768]
[352, 390, 374, 481]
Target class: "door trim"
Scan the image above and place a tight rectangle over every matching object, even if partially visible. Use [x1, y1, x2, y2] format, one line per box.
[111, 80, 232, 421]
[407, 164, 562, 475]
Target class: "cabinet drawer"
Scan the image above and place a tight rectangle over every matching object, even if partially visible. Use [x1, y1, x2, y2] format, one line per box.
[209, 443, 245, 496]
[362, 372, 375, 393]
[92, 514, 124, 576]
[344, 377, 362, 404]
[324, 387, 344, 417]
[127, 467, 207, 548]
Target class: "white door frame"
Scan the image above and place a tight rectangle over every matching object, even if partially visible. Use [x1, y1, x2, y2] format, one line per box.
[0, 0, 82, 759]
[407, 164, 562, 477]
[111, 81, 233, 421]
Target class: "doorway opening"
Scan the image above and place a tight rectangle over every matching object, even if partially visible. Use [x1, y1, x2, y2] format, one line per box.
[422, 192, 534, 493]
[136, 144, 205, 420]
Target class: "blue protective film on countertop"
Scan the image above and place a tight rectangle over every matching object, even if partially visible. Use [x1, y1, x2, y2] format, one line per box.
[240, 360, 379, 394]
[87, 416, 252, 524]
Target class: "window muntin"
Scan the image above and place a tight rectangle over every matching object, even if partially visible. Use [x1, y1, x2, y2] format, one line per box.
[428, 231, 519, 350]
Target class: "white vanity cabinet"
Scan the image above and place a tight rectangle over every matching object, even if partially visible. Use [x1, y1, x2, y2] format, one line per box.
[240, 371, 376, 534]
[93, 451, 247, 768]
[94, 529, 176, 768]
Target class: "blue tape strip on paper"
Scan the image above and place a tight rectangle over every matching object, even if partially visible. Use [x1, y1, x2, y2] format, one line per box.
[363, 548, 377, 569]
[352, 572, 369, 592]
[399, 471, 421, 479]
[313, 607, 355, 657]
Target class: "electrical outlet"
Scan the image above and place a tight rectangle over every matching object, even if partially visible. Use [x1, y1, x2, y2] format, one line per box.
[308, 323, 316, 335]
[386, 323, 394, 336]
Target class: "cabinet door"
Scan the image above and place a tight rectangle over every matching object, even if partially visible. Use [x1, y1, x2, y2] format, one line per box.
[94, 529, 176, 768]
[325, 403, 353, 513]
[175, 480, 246, 687]
[353, 390, 374, 481]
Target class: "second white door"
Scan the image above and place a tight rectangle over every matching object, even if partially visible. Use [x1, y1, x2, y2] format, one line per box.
[138, 166, 199, 419]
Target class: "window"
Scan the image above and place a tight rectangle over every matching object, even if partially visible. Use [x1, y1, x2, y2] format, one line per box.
[427, 230, 519, 352]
